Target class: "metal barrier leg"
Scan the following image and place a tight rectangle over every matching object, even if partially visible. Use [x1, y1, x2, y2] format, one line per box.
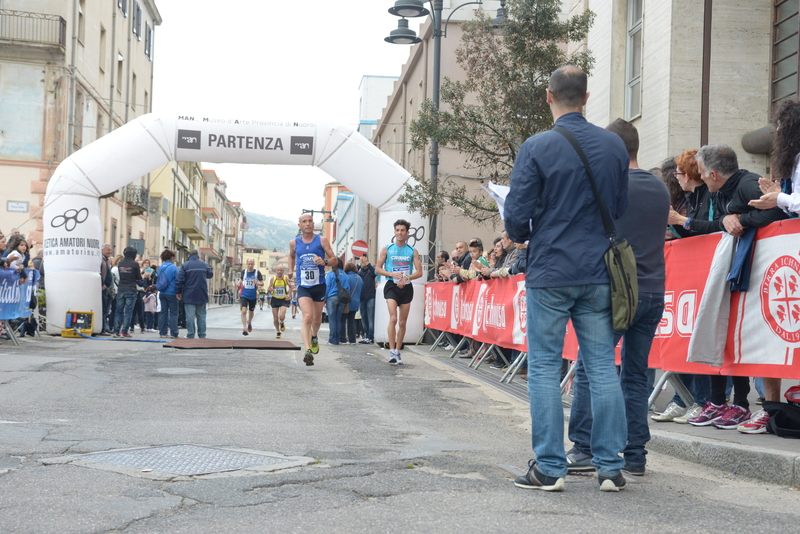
[416, 327, 429, 346]
[470, 343, 489, 369]
[491, 345, 511, 367]
[449, 337, 468, 358]
[667, 372, 695, 410]
[430, 330, 447, 352]
[559, 361, 576, 395]
[501, 352, 527, 383]
[647, 371, 694, 411]
[2, 320, 20, 347]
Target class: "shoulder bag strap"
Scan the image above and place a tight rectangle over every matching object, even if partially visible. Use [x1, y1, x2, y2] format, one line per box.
[552, 125, 617, 242]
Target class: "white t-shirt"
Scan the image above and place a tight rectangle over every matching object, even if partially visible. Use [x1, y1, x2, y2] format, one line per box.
[7, 250, 24, 271]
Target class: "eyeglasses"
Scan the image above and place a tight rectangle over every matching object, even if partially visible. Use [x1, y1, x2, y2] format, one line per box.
[672, 172, 687, 177]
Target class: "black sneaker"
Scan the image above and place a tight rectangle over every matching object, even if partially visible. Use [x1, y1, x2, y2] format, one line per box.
[622, 463, 645, 476]
[514, 460, 565, 491]
[303, 350, 314, 366]
[566, 446, 595, 472]
[598, 472, 626, 492]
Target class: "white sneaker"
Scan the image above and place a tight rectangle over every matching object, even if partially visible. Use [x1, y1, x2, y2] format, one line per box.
[396, 352, 403, 365]
[388, 350, 397, 364]
[673, 403, 703, 424]
[651, 402, 687, 422]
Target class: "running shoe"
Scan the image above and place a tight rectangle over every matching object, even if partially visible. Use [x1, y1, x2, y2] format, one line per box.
[737, 409, 770, 434]
[688, 402, 728, 426]
[673, 403, 703, 424]
[276, 332, 281, 339]
[650, 401, 687, 422]
[120, 332, 132, 338]
[303, 349, 314, 366]
[311, 336, 319, 354]
[242, 329, 249, 336]
[280, 322, 285, 332]
[388, 350, 398, 364]
[566, 446, 595, 472]
[713, 405, 751, 429]
[396, 352, 403, 365]
[247, 323, 252, 332]
[514, 460, 565, 492]
[599, 472, 626, 492]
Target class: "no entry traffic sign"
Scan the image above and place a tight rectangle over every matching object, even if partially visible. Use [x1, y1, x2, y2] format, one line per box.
[351, 240, 368, 257]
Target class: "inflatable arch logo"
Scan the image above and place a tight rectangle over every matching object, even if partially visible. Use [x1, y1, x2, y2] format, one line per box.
[43, 114, 426, 341]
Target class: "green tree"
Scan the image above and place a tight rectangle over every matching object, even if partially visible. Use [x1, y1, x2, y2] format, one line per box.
[399, 0, 594, 225]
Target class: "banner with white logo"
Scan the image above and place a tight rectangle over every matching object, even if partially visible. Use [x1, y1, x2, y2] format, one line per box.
[425, 219, 800, 380]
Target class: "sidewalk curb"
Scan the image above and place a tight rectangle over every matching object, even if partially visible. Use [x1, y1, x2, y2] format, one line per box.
[406, 343, 800, 488]
[647, 430, 800, 487]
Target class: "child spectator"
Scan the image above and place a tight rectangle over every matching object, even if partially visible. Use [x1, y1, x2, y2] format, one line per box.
[144, 285, 158, 333]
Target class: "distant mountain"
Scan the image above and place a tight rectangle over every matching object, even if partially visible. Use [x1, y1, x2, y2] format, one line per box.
[243, 212, 296, 252]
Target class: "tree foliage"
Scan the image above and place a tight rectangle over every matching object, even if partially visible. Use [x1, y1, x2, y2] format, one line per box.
[399, 0, 595, 225]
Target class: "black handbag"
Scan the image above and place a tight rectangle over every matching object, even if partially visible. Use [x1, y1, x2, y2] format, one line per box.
[335, 271, 352, 305]
[553, 126, 638, 331]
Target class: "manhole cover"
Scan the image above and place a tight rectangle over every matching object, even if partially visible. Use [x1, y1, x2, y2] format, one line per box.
[72, 444, 296, 476]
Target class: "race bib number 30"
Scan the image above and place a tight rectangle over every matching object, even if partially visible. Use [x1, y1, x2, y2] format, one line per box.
[301, 268, 319, 286]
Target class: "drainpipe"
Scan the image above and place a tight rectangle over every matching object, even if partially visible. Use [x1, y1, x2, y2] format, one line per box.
[66, 0, 79, 157]
[700, 0, 713, 146]
[109, 4, 117, 132]
[125, 6, 132, 123]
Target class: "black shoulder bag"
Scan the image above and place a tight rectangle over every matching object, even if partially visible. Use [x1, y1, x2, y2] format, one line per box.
[553, 126, 638, 331]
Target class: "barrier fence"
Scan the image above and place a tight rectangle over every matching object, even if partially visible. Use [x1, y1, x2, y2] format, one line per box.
[424, 218, 800, 381]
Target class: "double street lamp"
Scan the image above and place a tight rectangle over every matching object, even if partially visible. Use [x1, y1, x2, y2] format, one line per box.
[384, 1, 506, 279]
[298, 209, 335, 236]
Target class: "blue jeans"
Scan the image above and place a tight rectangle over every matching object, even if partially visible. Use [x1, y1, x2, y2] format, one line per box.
[671, 373, 711, 407]
[113, 291, 137, 334]
[361, 297, 375, 340]
[568, 292, 665, 468]
[184, 302, 207, 338]
[327, 295, 344, 344]
[159, 294, 178, 337]
[527, 284, 626, 478]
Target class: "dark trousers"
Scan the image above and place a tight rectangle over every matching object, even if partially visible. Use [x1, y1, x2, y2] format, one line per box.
[343, 310, 357, 343]
[128, 291, 145, 331]
[710, 375, 750, 410]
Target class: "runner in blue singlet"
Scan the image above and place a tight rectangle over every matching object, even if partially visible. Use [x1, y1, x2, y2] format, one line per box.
[288, 213, 338, 366]
[375, 219, 422, 365]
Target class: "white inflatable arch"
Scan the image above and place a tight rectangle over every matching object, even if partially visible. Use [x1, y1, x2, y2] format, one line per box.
[43, 114, 425, 342]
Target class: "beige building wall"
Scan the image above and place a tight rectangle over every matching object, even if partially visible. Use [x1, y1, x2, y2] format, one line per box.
[0, 0, 161, 256]
[370, 14, 505, 265]
[580, 0, 772, 173]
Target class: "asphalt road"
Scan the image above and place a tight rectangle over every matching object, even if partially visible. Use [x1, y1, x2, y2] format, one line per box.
[1, 305, 799, 533]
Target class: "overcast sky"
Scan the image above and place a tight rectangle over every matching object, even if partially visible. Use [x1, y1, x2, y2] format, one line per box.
[152, 0, 424, 223]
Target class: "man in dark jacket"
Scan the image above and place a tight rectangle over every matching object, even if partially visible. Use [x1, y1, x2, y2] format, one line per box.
[566, 119, 670, 477]
[505, 65, 629, 492]
[113, 246, 141, 337]
[175, 250, 213, 339]
[357, 254, 377, 344]
[696, 144, 789, 237]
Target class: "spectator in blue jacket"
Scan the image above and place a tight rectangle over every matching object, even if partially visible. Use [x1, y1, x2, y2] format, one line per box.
[175, 250, 214, 339]
[342, 262, 363, 344]
[505, 65, 629, 492]
[156, 249, 179, 339]
[324, 264, 350, 345]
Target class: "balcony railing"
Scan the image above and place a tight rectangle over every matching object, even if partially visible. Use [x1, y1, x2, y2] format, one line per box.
[0, 10, 66, 48]
[125, 185, 149, 215]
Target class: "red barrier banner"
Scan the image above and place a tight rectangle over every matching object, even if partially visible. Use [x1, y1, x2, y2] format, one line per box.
[424, 276, 528, 352]
[425, 219, 800, 380]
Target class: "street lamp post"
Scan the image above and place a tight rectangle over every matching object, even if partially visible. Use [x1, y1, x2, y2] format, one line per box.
[299, 209, 335, 237]
[385, 1, 505, 280]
